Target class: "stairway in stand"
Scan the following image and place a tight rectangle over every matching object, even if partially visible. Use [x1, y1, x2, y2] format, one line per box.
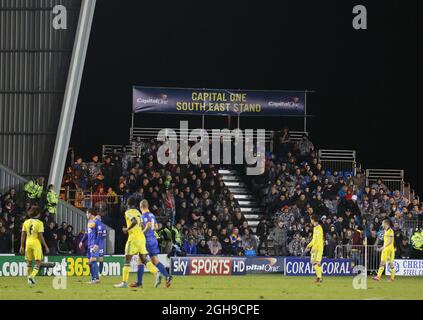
[219, 169, 263, 232]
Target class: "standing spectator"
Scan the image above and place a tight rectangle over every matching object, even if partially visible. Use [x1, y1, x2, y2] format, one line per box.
[0, 225, 12, 253]
[256, 217, 270, 255]
[288, 232, 304, 257]
[45, 184, 58, 215]
[44, 222, 58, 255]
[398, 238, 410, 259]
[270, 221, 288, 256]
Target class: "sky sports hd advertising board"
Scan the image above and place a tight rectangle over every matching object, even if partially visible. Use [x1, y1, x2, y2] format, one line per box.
[284, 257, 352, 276]
[170, 256, 247, 276]
[133, 86, 306, 116]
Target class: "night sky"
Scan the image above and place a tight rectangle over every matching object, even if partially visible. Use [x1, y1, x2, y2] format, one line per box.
[71, 0, 423, 195]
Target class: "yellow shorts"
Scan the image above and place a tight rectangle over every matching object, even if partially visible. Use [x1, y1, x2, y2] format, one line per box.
[25, 242, 43, 261]
[311, 249, 323, 264]
[381, 248, 395, 263]
[125, 238, 148, 256]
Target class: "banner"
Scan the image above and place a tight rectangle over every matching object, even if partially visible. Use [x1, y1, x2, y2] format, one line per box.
[133, 87, 306, 116]
[284, 257, 352, 276]
[170, 256, 246, 276]
[0, 255, 169, 277]
[245, 257, 284, 274]
[386, 259, 423, 276]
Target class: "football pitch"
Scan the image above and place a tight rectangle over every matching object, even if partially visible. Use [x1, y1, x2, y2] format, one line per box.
[0, 275, 421, 300]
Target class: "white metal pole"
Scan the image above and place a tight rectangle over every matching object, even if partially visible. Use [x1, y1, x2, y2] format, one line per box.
[48, 0, 97, 193]
[364, 235, 368, 278]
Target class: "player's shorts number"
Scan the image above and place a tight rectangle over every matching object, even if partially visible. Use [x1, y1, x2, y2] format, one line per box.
[66, 257, 90, 276]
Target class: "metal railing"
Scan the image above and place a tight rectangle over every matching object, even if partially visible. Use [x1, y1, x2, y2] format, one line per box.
[102, 145, 133, 159]
[60, 188, 125, 212]
[0, 163, 115, 254]
[102, 129, 309, 158]
[366, 169, 405, 193]
[335, 244, 380, 274]
[318, 149, 357, 176]
[402, 220, 423, 238]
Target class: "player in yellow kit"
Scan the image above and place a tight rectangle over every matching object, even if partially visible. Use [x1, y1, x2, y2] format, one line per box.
[114, 197, 158, 288]
[373, 218, 396, 282]
[19, 206, 49, 285]
[305, 215, 324, 283]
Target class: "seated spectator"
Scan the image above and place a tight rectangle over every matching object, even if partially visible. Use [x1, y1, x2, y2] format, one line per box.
[241, 229, 258, 255]
[197, 239, 210, 255]
[57, 234, 73, 255]
[230, 227, 242, 256]
[183, 237, 197, 255]
[207, 236, 222, 255]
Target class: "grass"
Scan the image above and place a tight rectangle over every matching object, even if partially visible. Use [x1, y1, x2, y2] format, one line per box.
[0, 275, 421, 300]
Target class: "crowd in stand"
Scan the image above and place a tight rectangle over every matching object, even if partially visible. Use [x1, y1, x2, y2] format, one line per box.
[3, 128, 422, 258]
[249, 130, 423, 258]
[0, 185, 81, 255]
[60, 138, 263, 256]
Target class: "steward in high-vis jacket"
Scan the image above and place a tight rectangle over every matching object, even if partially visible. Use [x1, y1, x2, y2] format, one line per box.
[46, 185, 59, 215]
[24, 177, 44, 201]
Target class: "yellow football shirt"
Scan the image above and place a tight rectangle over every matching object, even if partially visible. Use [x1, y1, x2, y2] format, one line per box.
[124, 209, 144, 240]
[383, 228, 395, 250]
[22, 219, 44, 245]
[308, 224, 324, 251]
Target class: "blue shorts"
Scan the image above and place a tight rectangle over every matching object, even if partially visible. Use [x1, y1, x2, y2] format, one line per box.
[146, 238, 160, 257]
[87, 245, 99, 259]
[87, 242, 105, 259]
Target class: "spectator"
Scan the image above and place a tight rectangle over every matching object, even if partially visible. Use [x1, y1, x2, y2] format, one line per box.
[197, 239, 210, 255]
[270, 221, 288, 256]
[398, 238, 410, 259]
[57, 234, 73, 255]
[44, 221, 58, 255]
[288, 232, 304, 257]
[183, 237, 197, 255]
[230, 227, 242, 256]
[207, 235, 222, 255]
[256, 217, 270, 255]
[0, 225, 12, 253]
[242, 229, 258, 254]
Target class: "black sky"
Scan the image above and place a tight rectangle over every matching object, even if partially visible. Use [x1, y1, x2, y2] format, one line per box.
[71, 0, 423, 195]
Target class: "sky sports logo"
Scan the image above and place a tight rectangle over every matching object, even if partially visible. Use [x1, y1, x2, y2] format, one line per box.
[170, 257, 246, 276]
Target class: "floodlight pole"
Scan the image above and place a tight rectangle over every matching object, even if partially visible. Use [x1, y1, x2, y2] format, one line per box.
[48, 0, 97, 193]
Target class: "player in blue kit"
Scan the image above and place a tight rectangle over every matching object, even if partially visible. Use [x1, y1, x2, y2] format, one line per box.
[129, 200, 172, 288]
[79, 210, 102, 284]
[95, 215, 107, 277]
